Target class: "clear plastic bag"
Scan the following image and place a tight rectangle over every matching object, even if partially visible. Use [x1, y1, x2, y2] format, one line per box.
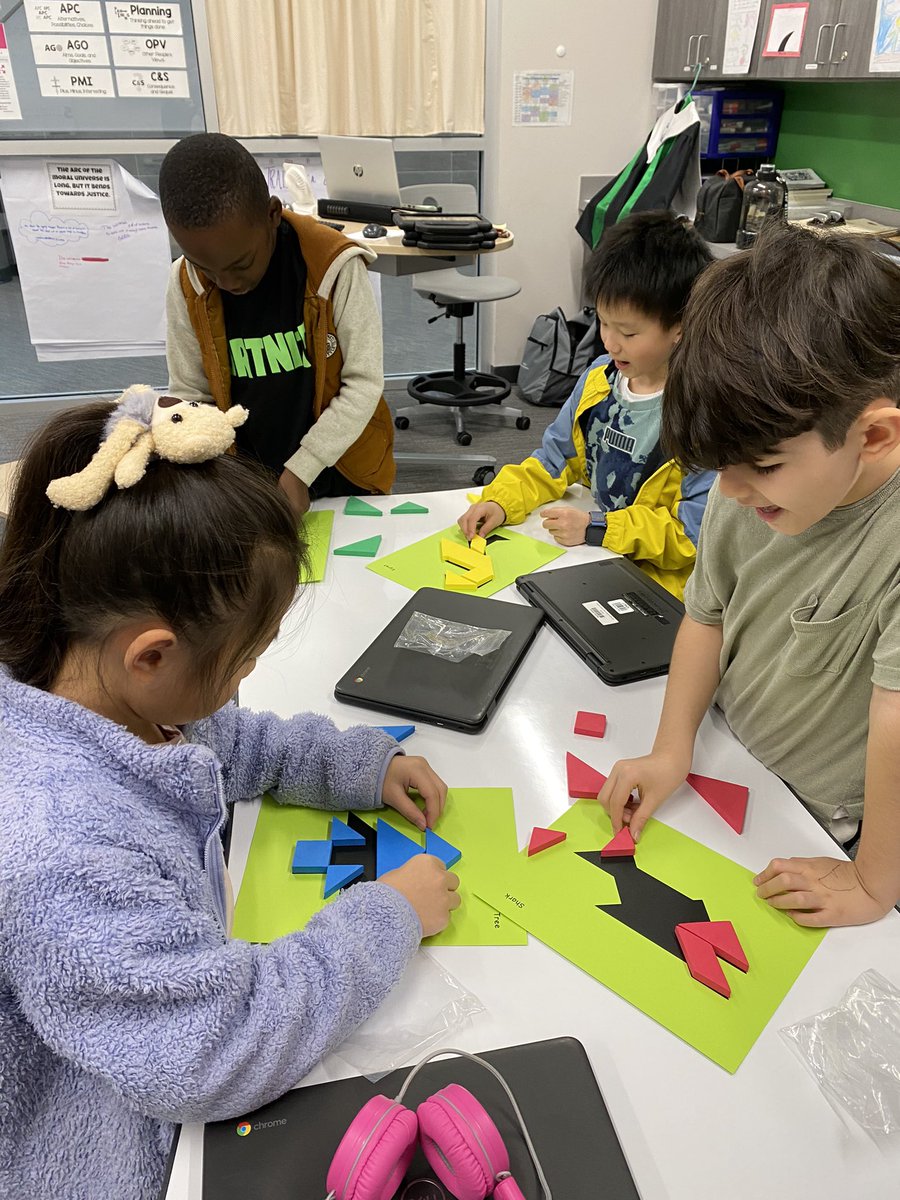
[781, 969, 900, 1137]
[394, 611, 511, 663]
[330, 951, 485, 1082]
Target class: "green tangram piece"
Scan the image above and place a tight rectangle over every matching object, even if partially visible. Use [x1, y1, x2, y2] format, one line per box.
[391, 501, 429, 514]
[344, 496, 382, 516]
[334, 535, 382, 558]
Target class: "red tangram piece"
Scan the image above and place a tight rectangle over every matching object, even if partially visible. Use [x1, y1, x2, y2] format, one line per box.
[574, 710, 607, 738]
[527, 827, 567, 856]
[677, 920, 749, 972]
[674, 925, 731, 999]
[566, 752, 607, 799]
[686, 772, 749, 834]
[600, 826, 635, 858]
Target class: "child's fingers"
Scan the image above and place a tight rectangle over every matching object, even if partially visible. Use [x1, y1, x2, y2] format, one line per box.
[458, 509, 477, 540]
[384, 788, 428, 831]
[402, 758, 447, 828]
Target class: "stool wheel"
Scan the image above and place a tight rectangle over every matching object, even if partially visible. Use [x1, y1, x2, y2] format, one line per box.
[394, 416, 410, 430]
[456, 431, 472, 447]
[515, 416, 531, 431]
[473, 466, 495, 486]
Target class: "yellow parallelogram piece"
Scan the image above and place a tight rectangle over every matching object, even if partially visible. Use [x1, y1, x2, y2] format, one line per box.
[470, 535, 487, 554]
[440, 538, 487, 572]
[444, 571, 478, 591]
[465, 559, 494, 587]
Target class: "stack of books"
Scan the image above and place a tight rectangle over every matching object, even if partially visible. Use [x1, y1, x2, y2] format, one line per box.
[781, 168, 833, 217]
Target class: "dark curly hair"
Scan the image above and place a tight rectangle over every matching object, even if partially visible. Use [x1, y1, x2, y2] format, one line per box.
[159, 132, 270, 229]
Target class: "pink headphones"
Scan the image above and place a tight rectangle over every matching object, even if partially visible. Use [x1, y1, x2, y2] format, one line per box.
[324, 1049, 552, 1200]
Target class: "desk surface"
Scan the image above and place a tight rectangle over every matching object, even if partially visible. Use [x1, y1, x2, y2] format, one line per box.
[166, 487, 900, 1200]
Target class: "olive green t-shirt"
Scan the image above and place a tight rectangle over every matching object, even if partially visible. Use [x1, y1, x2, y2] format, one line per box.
[684, 470, 900, 827]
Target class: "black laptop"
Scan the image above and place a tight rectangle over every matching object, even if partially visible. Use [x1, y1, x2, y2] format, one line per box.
[517, 557, 684, 685]
[200, 1037, 639, 1200]
[334, 588, 543, 733]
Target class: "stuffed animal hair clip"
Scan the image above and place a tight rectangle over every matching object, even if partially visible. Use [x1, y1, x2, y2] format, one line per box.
[46, 384, 249, 512]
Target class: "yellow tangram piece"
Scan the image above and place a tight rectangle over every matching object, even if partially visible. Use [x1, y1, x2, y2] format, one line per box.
[444, 571, 477, 591]
[465, 558, 494, 587]
[470, 535, 487, 554]
[440, 538, 487, 572]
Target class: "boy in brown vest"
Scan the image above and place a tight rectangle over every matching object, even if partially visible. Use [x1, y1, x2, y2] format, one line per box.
[160, 133, 394, 518]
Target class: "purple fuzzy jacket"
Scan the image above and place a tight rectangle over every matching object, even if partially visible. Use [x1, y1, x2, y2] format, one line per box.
[0, 669, 422, 1200]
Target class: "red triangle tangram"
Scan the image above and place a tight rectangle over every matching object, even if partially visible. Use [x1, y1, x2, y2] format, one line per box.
[600, 826, 635, 858]
[675, 920, 749, 999]
[527, 827, 567, 857]
[686, 773, 749, 834]
[677, 920, 749, 972]
[566, 752, 607, 799]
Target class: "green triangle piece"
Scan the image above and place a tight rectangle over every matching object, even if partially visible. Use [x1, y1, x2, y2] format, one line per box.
[334, 535, 382, 558]
[391, 501, 429, 514]
[344, 496, 382, 516]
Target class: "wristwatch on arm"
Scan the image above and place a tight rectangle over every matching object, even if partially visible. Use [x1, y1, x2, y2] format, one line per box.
[584, 510, 607, 547]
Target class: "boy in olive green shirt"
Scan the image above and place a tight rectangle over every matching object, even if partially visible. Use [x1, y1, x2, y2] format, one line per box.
[599, 224, 900, 929]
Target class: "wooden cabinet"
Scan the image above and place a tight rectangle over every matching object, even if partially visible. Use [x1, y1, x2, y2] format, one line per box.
[653, 0, 900, 82]
[652, 1, 728, 83]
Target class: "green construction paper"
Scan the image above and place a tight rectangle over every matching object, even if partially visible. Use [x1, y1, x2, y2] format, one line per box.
[366, 524, 565, 597]
[334, 535, 382, 558]
[232, 787, 526, 948]
[469, 802, 827, 1073]
[298, 510, 334, 583]
[391, 501, 429, 514]
[344, 496, 382, 516]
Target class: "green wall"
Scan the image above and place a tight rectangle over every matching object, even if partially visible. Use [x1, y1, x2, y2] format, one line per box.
[775, 82, 900, 208]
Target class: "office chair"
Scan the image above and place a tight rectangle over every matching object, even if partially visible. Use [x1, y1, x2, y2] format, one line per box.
[392, 185, 528, 479]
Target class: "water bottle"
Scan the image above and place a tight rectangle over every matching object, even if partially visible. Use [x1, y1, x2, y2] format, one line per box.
[735, 163, 787, 250]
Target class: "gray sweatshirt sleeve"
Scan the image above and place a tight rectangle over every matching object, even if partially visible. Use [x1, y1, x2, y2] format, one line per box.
[189, 702, 402, 811]
[165, 257, 214, 405]
[284, 254, 385, 486]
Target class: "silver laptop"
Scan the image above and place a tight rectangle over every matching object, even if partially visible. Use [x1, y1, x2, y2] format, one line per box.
[318, 135, 401, 206]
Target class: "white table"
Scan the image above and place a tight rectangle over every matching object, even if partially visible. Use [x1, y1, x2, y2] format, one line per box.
[165, 487, 900, 1200]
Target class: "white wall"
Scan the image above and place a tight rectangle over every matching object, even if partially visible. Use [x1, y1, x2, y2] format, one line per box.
[481, 0, 659, 368]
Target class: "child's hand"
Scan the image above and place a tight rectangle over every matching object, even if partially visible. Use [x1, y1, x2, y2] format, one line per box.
[458, 501, 505, 542]
[381, 755, 447, 831]
[540, 506, 590, 546]
[380, 854, 461, 937]
[278, 468, 311, 520]
[597, 750, 690, 842]
[754, 857, 890, 927]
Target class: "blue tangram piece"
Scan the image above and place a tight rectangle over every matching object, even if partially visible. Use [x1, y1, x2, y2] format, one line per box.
[425, 829, 462, 869]
[330, 817, 366, 848]
[292, 839, 332, 874]
[376, 819, 423, 878]
[324, 862, 365, 898]
[377, 724, 416, 743]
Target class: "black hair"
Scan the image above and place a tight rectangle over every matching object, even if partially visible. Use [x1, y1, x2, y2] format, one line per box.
[0, 402, 304, 693]
[159, 133, 271, 230]
[583, 210, 713, 329]
[662, 222, 900, 472]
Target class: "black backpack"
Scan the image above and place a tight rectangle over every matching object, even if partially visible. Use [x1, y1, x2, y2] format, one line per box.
[694, 169, 754, 243]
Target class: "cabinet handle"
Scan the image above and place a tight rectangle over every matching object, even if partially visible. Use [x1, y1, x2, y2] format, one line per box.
[684, 33, 698, 70]
[829, 22, 848, 64]
[813, 23, 832, 65]
[696, 32, 709, 64]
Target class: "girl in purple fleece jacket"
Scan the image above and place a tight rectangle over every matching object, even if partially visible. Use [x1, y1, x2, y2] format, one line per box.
[0, 401, 460, 1200]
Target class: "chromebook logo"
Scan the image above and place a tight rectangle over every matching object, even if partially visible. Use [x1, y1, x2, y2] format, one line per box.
[236, 1121, 251, 1136]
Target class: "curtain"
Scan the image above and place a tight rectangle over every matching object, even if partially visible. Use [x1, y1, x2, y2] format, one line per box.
[205, 0, 485, 137]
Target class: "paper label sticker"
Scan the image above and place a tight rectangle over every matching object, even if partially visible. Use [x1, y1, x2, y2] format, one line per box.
[48, 161, 117, 210]
[37, 66, 114, 97]
[115, 66, 189, 97]
[583, 600, 618, 626]
[105, 2, 183, 35]
[26, 1, 105, 33]
[31, 34, 110, 66]
[608, 598, 633, 615]
[110, 33, 185, 67]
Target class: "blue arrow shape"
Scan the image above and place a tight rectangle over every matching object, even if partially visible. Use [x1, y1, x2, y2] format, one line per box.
[324, 862, 365, 898]
[377, 724, 416, 743]
[425, 829, 462, 869]
[376, 819, 423, 878]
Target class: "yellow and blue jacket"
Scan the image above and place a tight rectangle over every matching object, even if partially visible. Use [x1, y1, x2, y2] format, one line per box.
[480, 357, 714, 599]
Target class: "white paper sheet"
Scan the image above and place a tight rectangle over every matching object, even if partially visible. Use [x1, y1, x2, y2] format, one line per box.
[723, 0, 763, 74]
[868, 0, 900, 72]
[0, 158, 171, 360]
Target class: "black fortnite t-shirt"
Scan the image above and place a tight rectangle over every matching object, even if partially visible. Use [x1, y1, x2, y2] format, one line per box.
[221, 222, 315, 476]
